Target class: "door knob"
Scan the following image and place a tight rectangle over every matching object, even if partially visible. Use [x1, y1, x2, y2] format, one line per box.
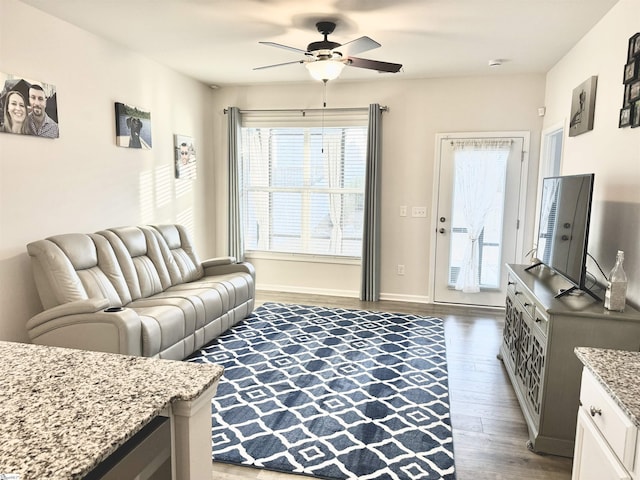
[439, 228, 446, 234]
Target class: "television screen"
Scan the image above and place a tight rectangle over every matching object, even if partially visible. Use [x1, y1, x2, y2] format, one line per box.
[535, 173, 595, 293]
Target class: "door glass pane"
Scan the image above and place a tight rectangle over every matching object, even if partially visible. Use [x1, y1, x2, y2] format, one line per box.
[448, 153, 508, 289]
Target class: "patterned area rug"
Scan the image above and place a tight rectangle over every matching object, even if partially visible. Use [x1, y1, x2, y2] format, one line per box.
[187, 302, 456, 480]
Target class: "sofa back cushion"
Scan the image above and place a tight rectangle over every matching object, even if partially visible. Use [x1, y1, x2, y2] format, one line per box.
[152, 224, 204, 285]
[27, 233, 129, 309]
[99, 226, 173, 300]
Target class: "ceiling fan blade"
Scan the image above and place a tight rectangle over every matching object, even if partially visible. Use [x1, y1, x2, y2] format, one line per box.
[253, 60, 305, 71]
[337, 36, 381, 56]
[259, 41, 309, 55]
[347, 56, 402, 73]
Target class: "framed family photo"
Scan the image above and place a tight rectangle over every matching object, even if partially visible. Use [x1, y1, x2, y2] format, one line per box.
[114, 102, 152, 149]
[0, 72, 59, 138]
[174, 134, 197, 180]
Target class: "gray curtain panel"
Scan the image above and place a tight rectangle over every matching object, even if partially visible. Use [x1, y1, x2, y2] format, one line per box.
[227, 106, 244, 262]
[360, 104, 382, 301]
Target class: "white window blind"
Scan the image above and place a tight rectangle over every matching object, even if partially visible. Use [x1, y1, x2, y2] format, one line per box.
[239, 109, 368, 258]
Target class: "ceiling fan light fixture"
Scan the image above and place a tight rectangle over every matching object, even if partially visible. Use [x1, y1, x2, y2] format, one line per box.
[305, 59, 345, 81]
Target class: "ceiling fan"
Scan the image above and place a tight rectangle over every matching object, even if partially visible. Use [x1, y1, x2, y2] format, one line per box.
[254, 21, 403, 81]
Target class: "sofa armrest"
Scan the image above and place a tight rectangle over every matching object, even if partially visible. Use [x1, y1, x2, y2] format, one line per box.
[201, 256, 236, 268]
[202, 258, 255, 278]
[27, 300, 142, 356]
[27, 298, 110, 329]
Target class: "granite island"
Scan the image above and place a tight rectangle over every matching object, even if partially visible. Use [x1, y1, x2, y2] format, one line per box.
[0, 341, 223, 480]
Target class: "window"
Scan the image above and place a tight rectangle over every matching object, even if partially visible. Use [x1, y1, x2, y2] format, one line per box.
[239, 111, 368, 258]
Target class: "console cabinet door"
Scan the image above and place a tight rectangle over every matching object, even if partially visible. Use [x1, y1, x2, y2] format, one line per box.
[572, 409, 631, 480]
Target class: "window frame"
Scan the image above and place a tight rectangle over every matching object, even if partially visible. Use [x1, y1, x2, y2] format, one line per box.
[238, 111, 369, 261]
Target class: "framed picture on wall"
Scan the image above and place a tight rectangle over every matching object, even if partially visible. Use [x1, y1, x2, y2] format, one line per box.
[634, 34, 640, 57]
[632, 101, 640, 128]
[568, 76, 598, 137]
[0, 72, 59, 138]
[624, 84, 632, 107]
[174, 134, 197, 180]
[619, 106, 632, 127]
[624, 59, 638, 84]
[630, 81, 640, 103]
[114, 102, 152, 149]
[630, 33, 640, 60]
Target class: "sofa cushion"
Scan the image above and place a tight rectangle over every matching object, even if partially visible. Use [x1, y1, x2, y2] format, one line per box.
[99, 227, 172, 300]
[27, 234, 129, 309]
[151, 225, 204, 285]
[132, 304, 190, 358]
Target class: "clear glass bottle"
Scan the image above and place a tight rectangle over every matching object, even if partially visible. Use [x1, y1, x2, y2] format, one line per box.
[604, 250, 627, 312]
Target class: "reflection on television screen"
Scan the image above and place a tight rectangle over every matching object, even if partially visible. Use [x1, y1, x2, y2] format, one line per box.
[534, 173, 596, 299]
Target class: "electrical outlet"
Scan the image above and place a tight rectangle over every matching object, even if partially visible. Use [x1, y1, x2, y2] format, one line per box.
[397, 264, 405, 275]
[412, 206, 427, 218]
[400, 205, 407, 217]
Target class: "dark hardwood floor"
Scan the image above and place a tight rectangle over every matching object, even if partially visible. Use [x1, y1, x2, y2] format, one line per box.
[210, 291, 573, 479]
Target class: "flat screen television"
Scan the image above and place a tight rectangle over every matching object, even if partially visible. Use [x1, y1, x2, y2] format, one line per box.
[527, 173, 598, 300]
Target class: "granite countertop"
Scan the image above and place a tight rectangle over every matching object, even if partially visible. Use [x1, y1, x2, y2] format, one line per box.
[575, 347, 640, 428]
[0, 341, 223, 480]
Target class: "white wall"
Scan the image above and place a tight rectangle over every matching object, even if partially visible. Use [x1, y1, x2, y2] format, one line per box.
[544, 0, 640, 307]
[211, 75, 546, 301]
[0, 0, 214, 342]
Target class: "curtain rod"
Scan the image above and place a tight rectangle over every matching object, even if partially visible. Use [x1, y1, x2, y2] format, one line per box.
[223, 106, 388, 114]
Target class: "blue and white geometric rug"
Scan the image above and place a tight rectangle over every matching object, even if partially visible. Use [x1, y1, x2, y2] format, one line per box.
[186, 302, 456, 480]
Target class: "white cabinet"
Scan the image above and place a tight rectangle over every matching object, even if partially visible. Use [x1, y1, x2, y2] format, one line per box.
[572, 368, 637, 480]
[573, 409, 630, 480]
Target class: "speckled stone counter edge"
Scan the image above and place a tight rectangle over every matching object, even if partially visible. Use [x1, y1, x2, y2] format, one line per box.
[0, 341, 223, 480]
[575, 347, 640, 428]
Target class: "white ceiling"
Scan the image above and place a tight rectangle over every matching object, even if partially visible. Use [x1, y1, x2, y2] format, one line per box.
[20, 0, 619, 86]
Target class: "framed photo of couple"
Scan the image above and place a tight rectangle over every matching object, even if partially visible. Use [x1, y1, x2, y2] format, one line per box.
[0, 72, 59, 138]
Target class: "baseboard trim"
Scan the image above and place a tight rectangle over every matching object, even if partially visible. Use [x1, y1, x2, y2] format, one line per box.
[257, 284, 359, 299]
[257, 284, 431, 304]
[379, 293, 431, 304]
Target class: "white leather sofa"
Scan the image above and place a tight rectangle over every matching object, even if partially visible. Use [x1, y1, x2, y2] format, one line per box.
[26, 224, 255, 360]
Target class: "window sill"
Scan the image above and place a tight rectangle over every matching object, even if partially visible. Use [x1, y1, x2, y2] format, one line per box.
[245, 251, 361, 266]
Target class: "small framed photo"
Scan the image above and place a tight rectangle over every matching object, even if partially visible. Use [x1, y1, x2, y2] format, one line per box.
[174, 134, 197, 180]
[624, 59, 638, 84]
[630, 81, 640, 103]
[630, 33, 640, 61]
[619, 106, 632, 127]
[115, 102, 152, 149]
[632, 101, 640, 128]
[624, 84, 632, 107]
[634, 34, 640, 57]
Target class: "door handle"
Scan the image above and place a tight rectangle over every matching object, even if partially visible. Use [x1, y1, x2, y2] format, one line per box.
[439, 228, 446, 234]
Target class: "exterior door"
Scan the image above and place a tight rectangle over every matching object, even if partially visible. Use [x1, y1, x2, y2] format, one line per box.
[432, 133, 528, 307]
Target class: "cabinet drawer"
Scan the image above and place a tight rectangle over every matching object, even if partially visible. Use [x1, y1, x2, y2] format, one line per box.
[532, 307, 549, 336]
[579, 369, 637, 470]
[507, 273, 536, 319]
